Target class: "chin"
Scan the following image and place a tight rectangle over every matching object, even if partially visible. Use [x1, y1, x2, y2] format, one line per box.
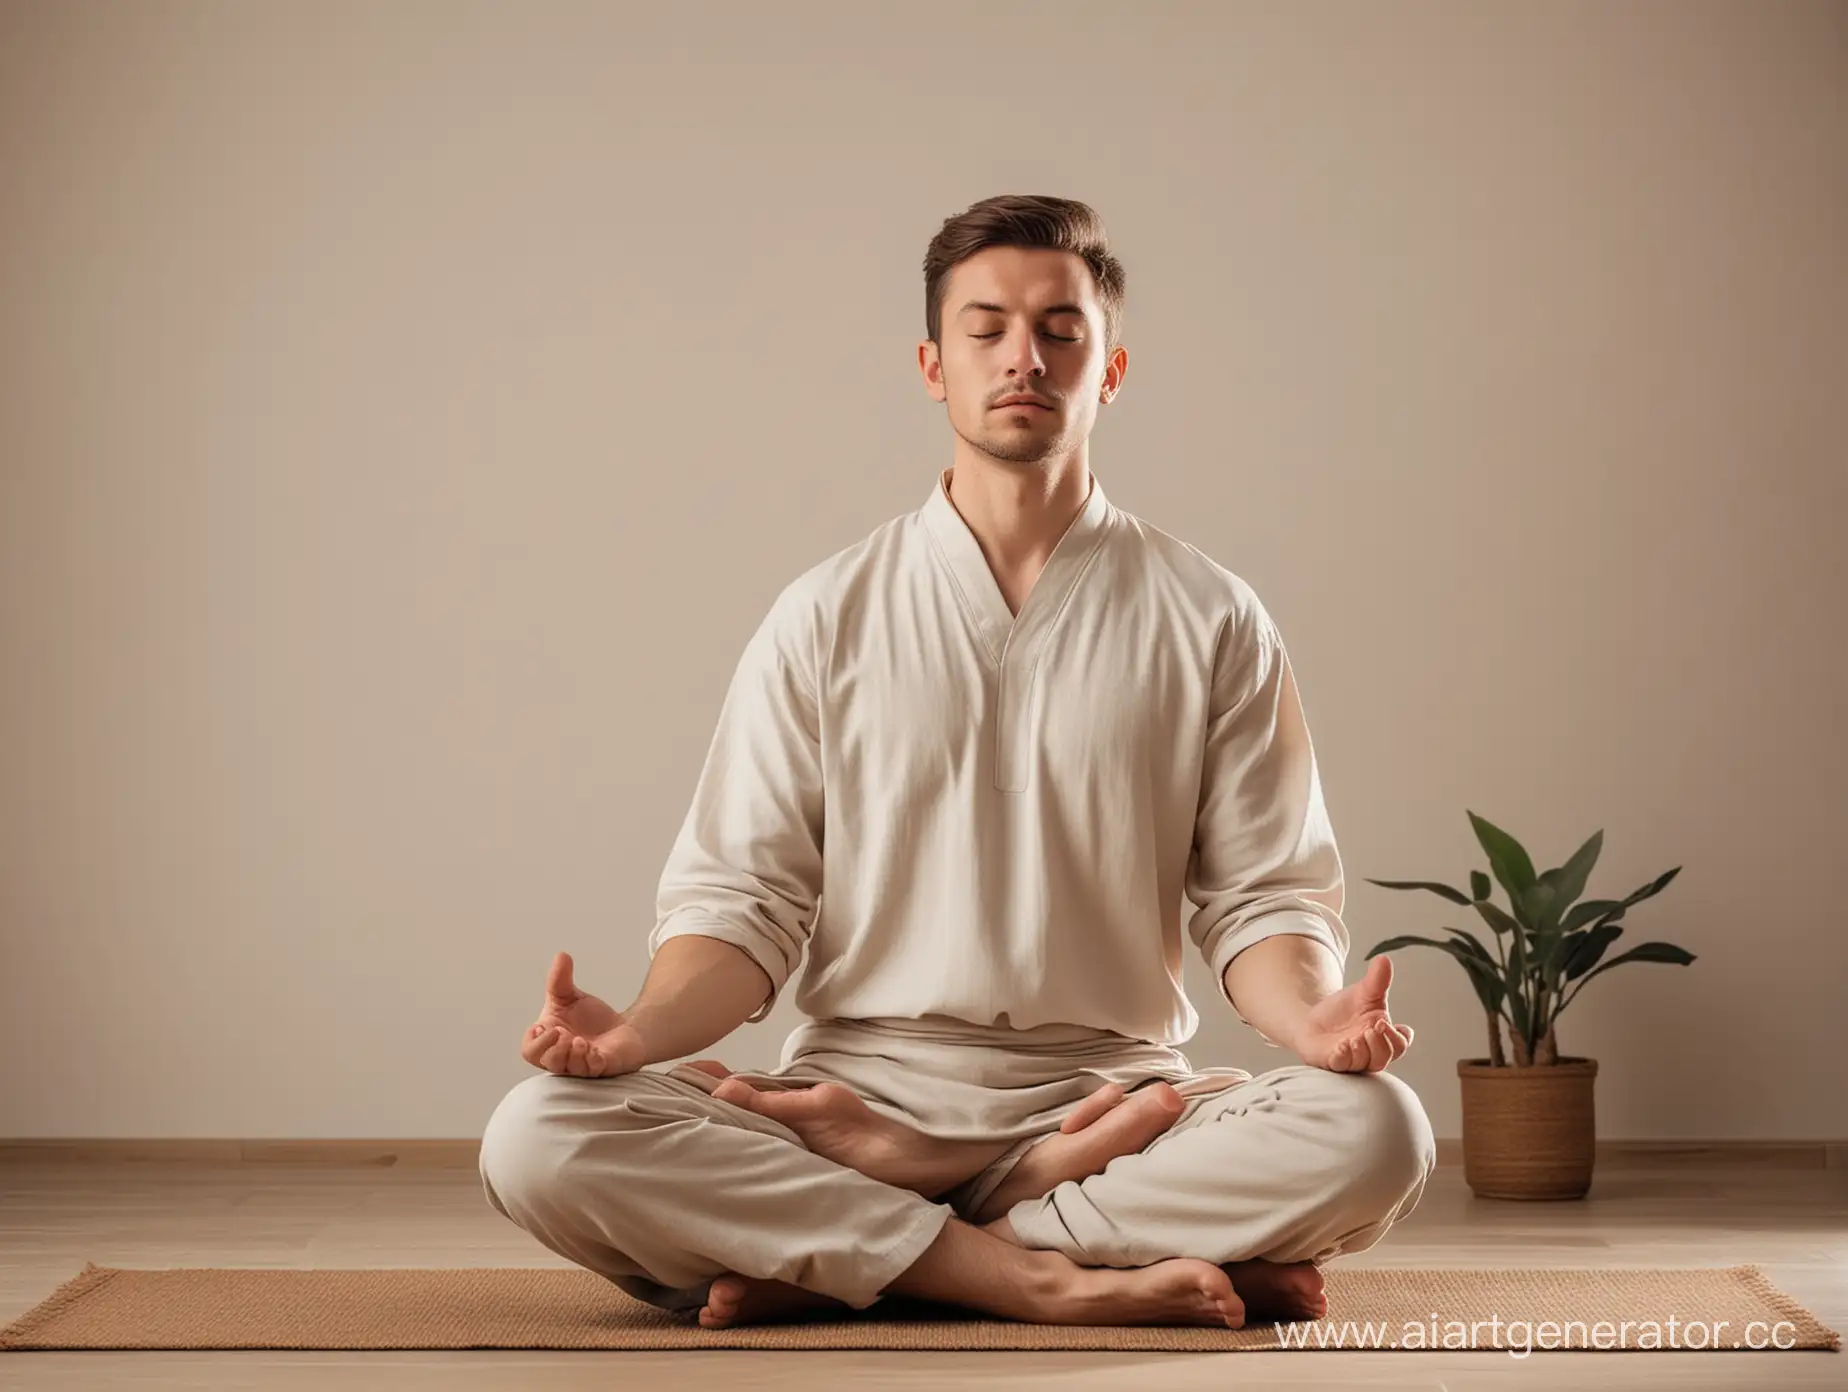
[984, 438, 1061, 465]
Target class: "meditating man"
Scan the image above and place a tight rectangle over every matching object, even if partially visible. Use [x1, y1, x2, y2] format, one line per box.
[479, 193, 1436, 1331]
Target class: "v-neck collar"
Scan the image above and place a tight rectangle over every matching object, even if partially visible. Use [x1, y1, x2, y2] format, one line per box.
[920, 466, 1114, 668]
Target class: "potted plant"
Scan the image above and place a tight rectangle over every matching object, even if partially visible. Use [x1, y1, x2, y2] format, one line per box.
[1364, 812, 1694, 1200]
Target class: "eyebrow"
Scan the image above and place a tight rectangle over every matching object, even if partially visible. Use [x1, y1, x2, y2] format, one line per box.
[956, 300, 1088, 319]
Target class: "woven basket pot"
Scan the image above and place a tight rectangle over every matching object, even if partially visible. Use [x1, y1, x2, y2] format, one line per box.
[1456, 1056, 1599, 1199]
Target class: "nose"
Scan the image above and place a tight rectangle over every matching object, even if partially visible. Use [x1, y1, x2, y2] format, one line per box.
[1005, 328, 1046, 378]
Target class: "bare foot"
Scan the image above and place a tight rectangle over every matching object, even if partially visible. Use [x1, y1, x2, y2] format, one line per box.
[698, 1274, 850, 1329]
[1058, 1258, 1246, 1328]
[711, 1077, 1012, 1197]
[1224, 1259, 1327, 1322]
[970, 1081, 1185, 1222]
[696, 1255, 1245, 1332]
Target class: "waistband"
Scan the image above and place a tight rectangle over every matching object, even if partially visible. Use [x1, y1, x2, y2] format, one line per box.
[783, 1012, 1191, 1067]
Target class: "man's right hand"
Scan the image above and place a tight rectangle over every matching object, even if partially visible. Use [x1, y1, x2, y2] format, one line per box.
[521, 951, 646, 1078]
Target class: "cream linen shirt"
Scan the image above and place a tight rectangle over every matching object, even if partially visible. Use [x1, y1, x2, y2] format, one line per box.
[647, 468, 1348, 1047]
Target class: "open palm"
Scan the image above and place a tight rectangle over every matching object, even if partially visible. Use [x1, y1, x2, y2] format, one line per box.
[1295, 955, 1415, 1074]
[521, 951, 642, 1078]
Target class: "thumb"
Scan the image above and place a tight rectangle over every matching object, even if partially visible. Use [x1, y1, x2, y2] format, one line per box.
[1362, 953, 1393, 1003]
[546, 951, 578, 1006]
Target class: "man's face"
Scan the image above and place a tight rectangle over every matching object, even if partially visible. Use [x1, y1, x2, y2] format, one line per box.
[920, 246, 1126, 466]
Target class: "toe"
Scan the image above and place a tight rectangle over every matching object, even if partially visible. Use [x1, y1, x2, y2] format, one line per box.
[764, 1082, 851, 1117]
[1146, 1081, 1185, 1112]
[704, 1275, 743, 1318]
[1209, 1276, 1246, 1328]
[712, 1079, 753, 1107]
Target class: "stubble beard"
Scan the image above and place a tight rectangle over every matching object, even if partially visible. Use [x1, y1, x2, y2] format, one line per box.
[950, 406, 1067, 466]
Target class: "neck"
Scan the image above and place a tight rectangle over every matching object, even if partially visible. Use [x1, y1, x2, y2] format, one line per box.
[943, 453, 1093, 574]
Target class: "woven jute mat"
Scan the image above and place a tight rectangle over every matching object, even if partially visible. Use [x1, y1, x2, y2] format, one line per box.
[0, 1262, 1837, 1352]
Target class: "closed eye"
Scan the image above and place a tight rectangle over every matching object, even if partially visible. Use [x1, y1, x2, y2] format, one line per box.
[971, 333, 1079, 342]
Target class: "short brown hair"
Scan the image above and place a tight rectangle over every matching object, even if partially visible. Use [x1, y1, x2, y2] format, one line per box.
[922, 194, 1126, 351]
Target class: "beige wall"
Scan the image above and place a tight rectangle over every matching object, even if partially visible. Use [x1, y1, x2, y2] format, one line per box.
[1, 0, 1842, 1143]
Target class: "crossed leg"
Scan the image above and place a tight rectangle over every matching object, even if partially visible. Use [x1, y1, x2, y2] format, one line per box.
[479, 1061, 1432, 1330]
[695, 1065, 1349, 1329]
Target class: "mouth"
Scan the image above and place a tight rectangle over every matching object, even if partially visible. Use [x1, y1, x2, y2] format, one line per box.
[994, 399, 1054, 411]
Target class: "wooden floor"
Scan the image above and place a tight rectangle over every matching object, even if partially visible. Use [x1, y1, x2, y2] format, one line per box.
[1, 1154, 1843, 1389]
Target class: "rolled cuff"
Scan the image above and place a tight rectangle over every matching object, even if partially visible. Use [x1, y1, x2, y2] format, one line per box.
[1209, 909, 1347, 1045]
[648, 912, 792, 1024]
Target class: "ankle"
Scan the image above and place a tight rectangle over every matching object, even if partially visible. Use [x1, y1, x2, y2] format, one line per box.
[981, 1214, 1021, 1246]
[1018, 1246, 1082, 1305]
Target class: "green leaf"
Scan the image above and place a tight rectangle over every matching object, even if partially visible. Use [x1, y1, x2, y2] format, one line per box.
[1562, 923, 1625, 981]
[1617, 866, 1682, 910]
[1561, 898, 1625, 933]
[1366, 935, 1506, 1017]
[1459, 960, 1508, 1018]
[1469, 870, 1492, 901]
[1468, 811, 1537, 902]
[1520, 874, 1557, 935]
[1368, 934, 1465, 955]
[1437, 926, 1497, 962]
[1572, 941, 1697, 992]
[1523, 879, 1566, 984]
[1523, 835, 1599, 984]
[1548, 831, 1604, 916]
[1525, 831, 1603, 939]
[1472, 900, 1521, 936]
[1363, 877, 1472, 905]
[1542, 926, 1587, 979]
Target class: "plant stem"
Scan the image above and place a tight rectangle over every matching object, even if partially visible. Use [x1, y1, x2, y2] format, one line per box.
[1535, 1022, 1558, 1065]
[1487, 1010, 1506, 1067]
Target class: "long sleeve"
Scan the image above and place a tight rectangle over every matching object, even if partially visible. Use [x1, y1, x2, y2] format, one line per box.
[1185, 595, 1349, 1034]
[648, 581, 828, 1024]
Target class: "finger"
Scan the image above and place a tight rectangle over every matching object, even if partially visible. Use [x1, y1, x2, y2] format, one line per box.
[1355, 1025, 1382, 1073]
[566, 1034, 591, 1078]
[1385, 1023, 1412, 1059]
[1365, 1024, 1393, 1072]
[542, 1031, 575, 1074]
[1398, 1022, 1415, 1049]
[523, 1025, 560, 1068]
[1329, 1037, 1353, 1072]
[1061, 1083, 1126, 1134]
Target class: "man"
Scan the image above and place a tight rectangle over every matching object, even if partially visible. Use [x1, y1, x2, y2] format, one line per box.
[479, 194, 1435, 1332]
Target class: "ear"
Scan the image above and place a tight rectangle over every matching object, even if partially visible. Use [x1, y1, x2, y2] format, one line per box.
[1100, 342, 1129, 400]
[917, 340, 947, 402]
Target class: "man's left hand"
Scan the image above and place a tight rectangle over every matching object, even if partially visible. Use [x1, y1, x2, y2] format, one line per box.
[1291, 955, 1414, 1074]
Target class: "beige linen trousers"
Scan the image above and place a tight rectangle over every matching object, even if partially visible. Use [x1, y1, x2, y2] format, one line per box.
[478, 1013, 1436, 1313]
